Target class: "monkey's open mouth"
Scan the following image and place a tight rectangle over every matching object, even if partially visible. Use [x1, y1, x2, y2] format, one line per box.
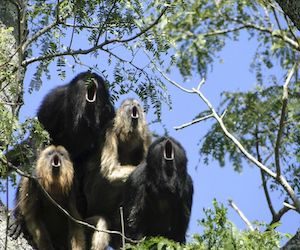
[86, 78, 98, 103]
[164, 140, 174, 160]
[52, 154, 61, 168]
[131, 106, 139, 119]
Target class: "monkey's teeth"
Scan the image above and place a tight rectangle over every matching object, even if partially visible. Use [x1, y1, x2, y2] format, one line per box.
[86, 78, 98, 103]
[164, 140, 174, 160]
[52, 161, 61, 167]
[131, 106, 139, 119]
[131, 113, 139, 119]
[86, 92, 97, 102]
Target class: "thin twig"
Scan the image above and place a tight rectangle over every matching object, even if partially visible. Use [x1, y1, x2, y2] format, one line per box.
[255, 126, 276, 217]
[260, 169, 276, 216]
[274, 64, 296, 177]
[120, 207, 126, 250]
[283, 202, 296, 210]
[268, 206, 290, 227]
[196, 78, 205, 90]
[228, 17, 299, 51]
[95, 0, 118, 46]
[174, 114, 213, 130]
[284, 14, 300, 47]
[228, 199, 254, 231]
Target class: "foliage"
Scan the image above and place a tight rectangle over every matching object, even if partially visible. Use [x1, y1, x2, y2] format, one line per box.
[126, 199, 285, 250]
[26, 0, 174, 118]
[199, 82, 300, 197]
[0, 0, 299, 245]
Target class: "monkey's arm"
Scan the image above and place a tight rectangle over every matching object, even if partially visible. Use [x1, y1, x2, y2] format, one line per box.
[173, 175, 194, 243]
[19, 179, 55, 250]
[123, 165, 147, 240]
[68, 193, 86, 250]
[101, 130, 135, 183]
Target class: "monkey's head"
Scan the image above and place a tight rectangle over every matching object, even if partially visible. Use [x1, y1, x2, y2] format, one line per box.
[69, 71, 115, 129]
[114, 98, 148, 136]
[146, 137, 188, 194]
[36, 145, 74, 195]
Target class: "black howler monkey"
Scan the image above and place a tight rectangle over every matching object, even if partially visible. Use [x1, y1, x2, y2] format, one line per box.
[37, 71, 115, 162]
[120, 136, 193, 244]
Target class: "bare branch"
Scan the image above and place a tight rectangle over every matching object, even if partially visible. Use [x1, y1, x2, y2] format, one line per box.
[154, 65, 193, 94]
[255, 126, 276, 217]
[284, 202, 296, 210]
[196, 78, 205, 91]
[228, 199, 254, 231]
[22, 6, 169, 66]
[274, 64, 296, 177]
[260, 169, 276, 216]
[174, 114, 213, 130]
[158, 69, 300, 212]
[269, 206, 290, 227]
[220, 109, 227, 120]
[120, 207, 126, 250]
[228, 17, 299, 51]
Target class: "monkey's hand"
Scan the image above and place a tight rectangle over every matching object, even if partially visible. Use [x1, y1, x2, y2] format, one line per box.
[8, 220, 22, 239]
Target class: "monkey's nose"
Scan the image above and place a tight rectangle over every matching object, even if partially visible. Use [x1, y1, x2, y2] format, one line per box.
[131, 106, 139, 119]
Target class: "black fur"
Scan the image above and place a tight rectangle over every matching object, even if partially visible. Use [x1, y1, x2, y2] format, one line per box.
[120, 136, 193, 244]
[37, 71, 115, 162]
[37, 71, 115, 216]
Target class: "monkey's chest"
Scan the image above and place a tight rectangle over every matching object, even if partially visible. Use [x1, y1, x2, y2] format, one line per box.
[117, 138, 144, 165]
[147, 198, 176, 233]
[41, 198, 70, 247]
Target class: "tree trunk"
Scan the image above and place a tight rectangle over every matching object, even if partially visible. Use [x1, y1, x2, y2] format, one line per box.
[0, 0, 27, 115]
[275, 0, 300, 30]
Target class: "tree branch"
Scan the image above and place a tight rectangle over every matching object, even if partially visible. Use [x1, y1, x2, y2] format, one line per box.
[228, 17, 299, 51]
[269, 206, 290, 227]
[120, 207, 126, 250]
[228, 199, 254, 231]
[21, 0, 70, 52]
[157, 68, 300, 213]
[255, 126, 276, 217]
[22, 6, 169, 66]
[274, 64, 295, 177]
[260, 169, 276, 217]
[174, 114, 213, 130]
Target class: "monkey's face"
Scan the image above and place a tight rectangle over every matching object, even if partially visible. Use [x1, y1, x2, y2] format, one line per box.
[36, 145, 74, 194]
[48, 149, 65, 176]
[118, 99, 144, 130]
[70, 72, 115, 129]
[147, 137, 187, 193]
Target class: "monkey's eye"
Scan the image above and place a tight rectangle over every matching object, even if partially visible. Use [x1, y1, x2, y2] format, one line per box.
[47, 151, 54, 156]
[60, 152, 64, 157]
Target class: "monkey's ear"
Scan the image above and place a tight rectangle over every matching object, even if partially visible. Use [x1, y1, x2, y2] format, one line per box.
[164, 140, 174, 160]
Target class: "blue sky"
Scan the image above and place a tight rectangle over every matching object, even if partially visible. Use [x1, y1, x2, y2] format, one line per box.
[1, 27, 299, 245]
